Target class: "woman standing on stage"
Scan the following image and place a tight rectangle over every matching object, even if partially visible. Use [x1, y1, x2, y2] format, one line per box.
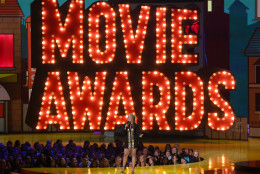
[121, 114, 143, 174]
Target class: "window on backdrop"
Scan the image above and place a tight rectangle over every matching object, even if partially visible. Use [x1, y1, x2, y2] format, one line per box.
[0, 34, 14, 68]
[257, 0, 260, 18]
[0, 103, 3, 118]
[255, 93, 260, 112]
[256, 66, 260, 84]
[208, 0, 212, 12]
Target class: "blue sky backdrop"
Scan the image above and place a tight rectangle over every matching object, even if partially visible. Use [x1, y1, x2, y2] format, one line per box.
[18, 0, 255, 24]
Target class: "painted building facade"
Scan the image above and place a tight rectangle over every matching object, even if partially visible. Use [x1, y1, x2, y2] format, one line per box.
[0, 0, 24, 132]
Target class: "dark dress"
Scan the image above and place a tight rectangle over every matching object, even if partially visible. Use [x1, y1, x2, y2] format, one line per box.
[123, 123, 141, 149]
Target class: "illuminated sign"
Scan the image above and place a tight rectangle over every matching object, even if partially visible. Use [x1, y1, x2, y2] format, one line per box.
[26, 0, 236, 131]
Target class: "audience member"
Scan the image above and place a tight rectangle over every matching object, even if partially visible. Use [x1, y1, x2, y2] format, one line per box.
[172, 155, 179, 165]
[113, 156, 122, 167]
[136, 155, 149, 167]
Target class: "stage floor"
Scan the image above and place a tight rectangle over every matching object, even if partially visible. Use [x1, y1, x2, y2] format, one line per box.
[1, 133, 259, 174]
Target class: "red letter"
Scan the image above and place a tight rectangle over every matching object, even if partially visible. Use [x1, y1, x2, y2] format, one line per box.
[105, 72, 135, 130]
[175, 71, 204, 131]
[88, 2, 116, 64]
[142, 71, 171, 131]
[156, 7, 167, 64]
[119, 4, 150, 64]
[67, 71, 106, 130]
[171, 9, 198, 63]
[208, 71, 236, 131]
[42, 0, 84, 64]
[36, 72, 70, 130]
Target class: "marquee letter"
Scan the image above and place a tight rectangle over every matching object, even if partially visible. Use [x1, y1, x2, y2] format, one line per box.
[208, 71, 236, 131]
[42, 0, 84, 64]
[105, 72, 135, 130]
[67, 71, 106, 130]
[156, 7, 167, 64]
[119, 4, 150, 64]
[142, 71, 171, 130]
[36, 72, 70, 130]
[175, 71, 204, 131]
[171, 9, 198, 63]
[88, 2, 116, 64]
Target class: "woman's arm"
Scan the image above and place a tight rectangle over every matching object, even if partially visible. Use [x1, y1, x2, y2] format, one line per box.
[123, 123, 128, 136]
[135, 124, 143, 137]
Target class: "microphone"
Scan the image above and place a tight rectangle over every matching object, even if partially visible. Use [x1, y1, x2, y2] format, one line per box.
[125, 121, 130, 129]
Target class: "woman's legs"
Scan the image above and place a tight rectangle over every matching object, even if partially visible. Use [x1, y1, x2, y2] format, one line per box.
[121, 148, 129, 172]
[131, 148, 137, 173]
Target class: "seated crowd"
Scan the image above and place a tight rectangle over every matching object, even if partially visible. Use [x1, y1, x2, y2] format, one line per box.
[0, 139, 203, 173]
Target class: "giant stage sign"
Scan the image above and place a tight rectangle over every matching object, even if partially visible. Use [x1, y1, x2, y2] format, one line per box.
[26, 0, 236, 132]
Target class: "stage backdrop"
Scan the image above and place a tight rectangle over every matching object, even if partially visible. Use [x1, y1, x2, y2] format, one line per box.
[23, 0, 239, 133]
[18, 0, 257, 122]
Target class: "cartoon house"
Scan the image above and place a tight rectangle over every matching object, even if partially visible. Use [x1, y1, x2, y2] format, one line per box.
[0, 0, 24, 132]
[229, 0, 260, 122]
[245, 30, 260, 137]
[245, 0, 260, 137]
